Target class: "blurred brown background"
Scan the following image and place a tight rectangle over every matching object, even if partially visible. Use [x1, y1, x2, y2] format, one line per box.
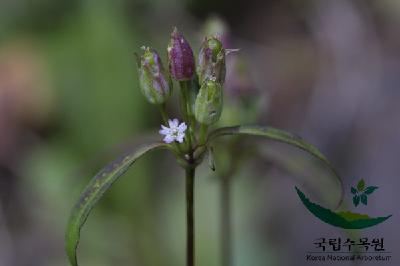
[0, 0, 399, 265]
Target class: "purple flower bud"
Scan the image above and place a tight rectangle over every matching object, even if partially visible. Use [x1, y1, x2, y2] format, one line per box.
[137, 47, 172, 104]
[167, 27, 195, 81]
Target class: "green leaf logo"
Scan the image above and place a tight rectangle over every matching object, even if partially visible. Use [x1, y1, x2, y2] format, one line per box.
[364, 186, 378, 195]
[357, 179, 365, 191]
[351, 179, 378, 207]
[296, 187, 392, 229]
[353, 195, 360, 206]
[360, 194, 368, 205]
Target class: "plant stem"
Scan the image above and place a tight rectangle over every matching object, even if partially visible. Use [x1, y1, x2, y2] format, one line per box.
[179, 80, 197, 149]
[186, 167, 195, 266]
[221, 174, 232, 266]
[199, 124, 208, 146]
[179, 81, 189, 120]
[158, 103, 169, 124]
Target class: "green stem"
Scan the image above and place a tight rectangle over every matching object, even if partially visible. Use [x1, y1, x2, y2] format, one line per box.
[179, 80, 198, 150]
[186, 167, 195, 266]
[199, 124, 208, 145]
[179, 81, 194, 118]
[180, 79, 197, 266]
[179, 81, 192, 150]
[158, 103, 168, 124]
[179, 81, 189, 119]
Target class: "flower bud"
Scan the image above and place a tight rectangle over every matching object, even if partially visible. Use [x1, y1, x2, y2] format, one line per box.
[167, 27, 195, 81]
[137, 47, 172, 104]
[194, 79, 223, 125]
[197, 36, 226, 85]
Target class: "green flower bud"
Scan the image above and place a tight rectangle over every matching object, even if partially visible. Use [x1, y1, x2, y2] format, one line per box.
[197, 37, 226, 85]
[194, 79, 223, 125]
[137, 47, 172, 104]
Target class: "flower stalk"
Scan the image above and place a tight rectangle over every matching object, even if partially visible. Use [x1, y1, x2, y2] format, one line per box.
[185, 167, 195, 266]
[179, 80, 195, 150]
[199, 124, 208, 145]
[158, 103, 169, 124]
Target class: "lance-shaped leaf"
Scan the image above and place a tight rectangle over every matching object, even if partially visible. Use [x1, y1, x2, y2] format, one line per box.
[65, 142, 167, 266]
[364, 186, 378, 195]
[357, 179, 365, 192]
[207, 125, 344, 208]
[353, 195, 360, 206]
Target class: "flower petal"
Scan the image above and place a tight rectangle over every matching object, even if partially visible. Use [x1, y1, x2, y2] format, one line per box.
[178, 122, 187, 132]
[163, 135, 175, 143]
[159, 125, 170, 135]
[159, 129, 169, 135]
[176, 134, 185, 143]
[169, 118, 179, 128]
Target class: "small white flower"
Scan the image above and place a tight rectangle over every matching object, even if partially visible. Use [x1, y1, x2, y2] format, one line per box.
[159, 119, 187, 143]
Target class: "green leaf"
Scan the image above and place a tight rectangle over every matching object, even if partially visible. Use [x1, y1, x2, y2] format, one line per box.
[361, 194, 368, 205]
[353, 195, 360, 206]
[357, 179, 365, 192]
[65, 142, 167, 266]
[364, 186, 378, 195]
[208, 125, 344, 207]
[351, 187, 357, 194]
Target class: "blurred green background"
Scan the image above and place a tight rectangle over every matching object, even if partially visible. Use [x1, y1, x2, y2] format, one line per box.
[0, 0, 399, 265]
